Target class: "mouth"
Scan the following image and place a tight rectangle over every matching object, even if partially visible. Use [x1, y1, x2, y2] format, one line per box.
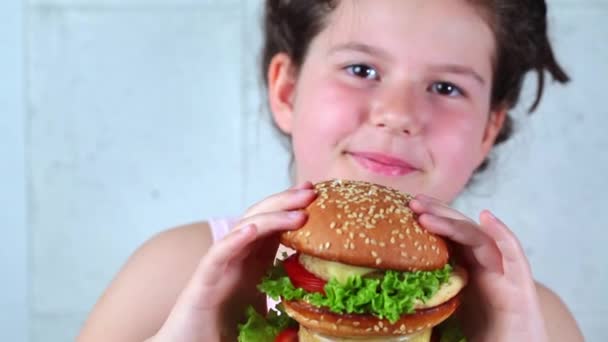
[347, 151, 419, 177]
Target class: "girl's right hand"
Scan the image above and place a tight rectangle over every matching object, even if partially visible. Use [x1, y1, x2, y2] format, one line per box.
[148, 181, 317, 342]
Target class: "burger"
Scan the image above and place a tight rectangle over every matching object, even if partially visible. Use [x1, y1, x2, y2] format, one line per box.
[238, 180, 468, 342]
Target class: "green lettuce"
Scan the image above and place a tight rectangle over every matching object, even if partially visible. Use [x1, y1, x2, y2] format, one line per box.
[258, 261, 453, 324]
[237, 304, 296, 342]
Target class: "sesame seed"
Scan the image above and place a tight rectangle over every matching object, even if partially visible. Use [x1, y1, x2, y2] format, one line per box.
[325, 242, 331, 249]
[374, 326, 380, 332]
[400, 243, 406, 248]
[401, 251, 408, 257]
[305, 231, 312, 237]
[330, 222, 336, 229]
[365, 238, 370, 245]
[359, 233, 366, 238]
[390, 237, 396, 244]
[378, 321, 384, 328]
[350, 242, 355, 250]
[336, 229, 343, 235]
[376, 258, 382, 265]
[379, 242, 386, 247]
[399, 234, 405, 240]
[353, 322, 360, 326]
[371, 251, 378, 257]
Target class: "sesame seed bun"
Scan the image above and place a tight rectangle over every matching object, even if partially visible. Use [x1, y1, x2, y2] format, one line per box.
[281, 180, 449, 271]
[283, 295, 460, 338]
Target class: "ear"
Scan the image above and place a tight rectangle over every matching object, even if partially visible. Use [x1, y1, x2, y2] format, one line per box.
[477, 108, 507, 167]
[267, 53, 298, 135]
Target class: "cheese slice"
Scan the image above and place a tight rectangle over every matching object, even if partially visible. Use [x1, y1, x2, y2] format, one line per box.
[298, 254, 467, 309]
[299, 254, 376, 283]
[415, 265, 467, 309]
[299, 326, 432, 342]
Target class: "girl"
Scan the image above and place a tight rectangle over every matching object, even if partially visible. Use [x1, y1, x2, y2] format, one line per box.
[78, 0, 584, 341]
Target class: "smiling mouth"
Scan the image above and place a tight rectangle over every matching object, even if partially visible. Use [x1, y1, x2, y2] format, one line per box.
[347, 152, 418, 177]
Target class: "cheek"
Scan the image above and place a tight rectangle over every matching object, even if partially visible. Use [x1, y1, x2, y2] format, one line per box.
[430, 114, 486, 175]
[292, 77, 364, 152]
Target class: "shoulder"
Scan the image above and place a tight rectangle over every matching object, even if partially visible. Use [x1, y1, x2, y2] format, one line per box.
[535, 281, 585, 342]
[78, 221, 214, 342]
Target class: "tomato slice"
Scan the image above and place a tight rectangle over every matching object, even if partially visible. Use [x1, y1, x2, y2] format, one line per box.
[275, 327, 298, 342]
[283, 254, 327, 294]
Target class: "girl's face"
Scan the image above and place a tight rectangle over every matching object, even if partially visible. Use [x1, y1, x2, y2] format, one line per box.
[269, 0, 505, 203]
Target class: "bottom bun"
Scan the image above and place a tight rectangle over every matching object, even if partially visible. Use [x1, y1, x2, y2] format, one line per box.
[298, 325, 432, 342]
[283, 296, 460, 337]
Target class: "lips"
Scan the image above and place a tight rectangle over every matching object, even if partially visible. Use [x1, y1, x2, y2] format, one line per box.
[348, 151, 418, 177]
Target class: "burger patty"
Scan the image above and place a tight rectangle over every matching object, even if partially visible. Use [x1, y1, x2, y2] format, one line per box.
[282, 295, 461, 337]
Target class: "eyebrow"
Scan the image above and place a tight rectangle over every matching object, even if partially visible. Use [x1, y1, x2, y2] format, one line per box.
[328, 42, 392, 60]
[429, 64, 486, 85]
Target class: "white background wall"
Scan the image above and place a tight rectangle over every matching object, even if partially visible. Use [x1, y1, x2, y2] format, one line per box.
[1, 0, 27, 341]
[2, 0, 607, 341]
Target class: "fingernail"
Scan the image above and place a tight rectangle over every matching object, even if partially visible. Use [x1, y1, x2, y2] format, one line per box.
[486, 210, 501, 223]
[238, 224, 255, 235]
[293, 181, 313, 190]
[414, 194, 429, 201]
[288, 210, 304, 219]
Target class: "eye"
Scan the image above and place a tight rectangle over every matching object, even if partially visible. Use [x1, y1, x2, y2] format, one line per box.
[429, 82, 464, 97]
[345, 64, 379, 80]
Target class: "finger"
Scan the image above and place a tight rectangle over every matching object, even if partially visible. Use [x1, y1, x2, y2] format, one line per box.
[479, 210, 532, 277]
[198, 210, 308, 284]
[419, 213, 503, 272]
[197, 224, 259, 286]
[410, 194, 473, 223]
[244, 186, 317, 219]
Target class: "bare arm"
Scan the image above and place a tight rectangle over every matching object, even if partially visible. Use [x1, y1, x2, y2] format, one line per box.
[536, 282, 585, 342]
[77, 222, 213, 342]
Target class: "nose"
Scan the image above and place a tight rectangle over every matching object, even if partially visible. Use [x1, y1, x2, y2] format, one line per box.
[370, 86, 425, 136]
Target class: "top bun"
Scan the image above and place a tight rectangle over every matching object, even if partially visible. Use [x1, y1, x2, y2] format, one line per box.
[281, 180, 449, 271]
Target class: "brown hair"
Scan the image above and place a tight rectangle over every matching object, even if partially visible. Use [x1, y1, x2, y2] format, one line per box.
[260, 0, 570, 175]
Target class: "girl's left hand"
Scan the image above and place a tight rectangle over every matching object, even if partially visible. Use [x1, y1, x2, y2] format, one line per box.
[409, 194, 548, 342]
